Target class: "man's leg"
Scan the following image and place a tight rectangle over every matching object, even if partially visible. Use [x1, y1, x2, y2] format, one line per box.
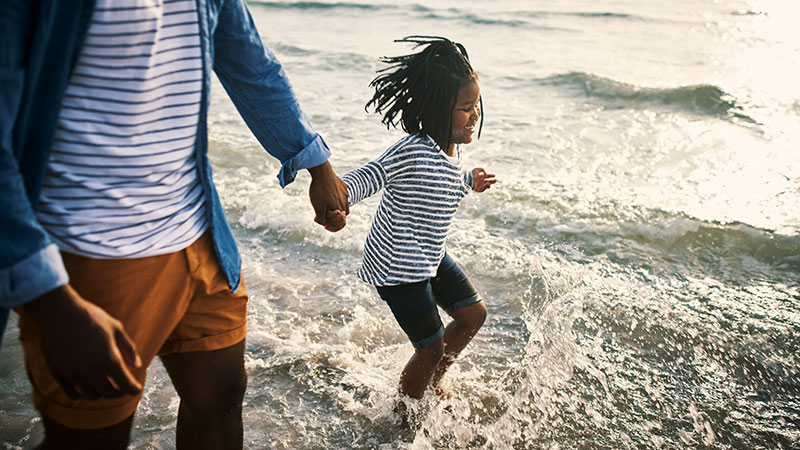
[16, 248, 197, 449]
[160, 339, 247, 450]
[37, 415, 134, 450]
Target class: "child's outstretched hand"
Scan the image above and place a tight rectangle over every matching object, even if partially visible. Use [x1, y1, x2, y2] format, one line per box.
[325, 209, 347, 232]
[472, 168, 497, 193]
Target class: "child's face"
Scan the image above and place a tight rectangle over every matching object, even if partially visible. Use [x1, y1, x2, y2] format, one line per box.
[450, 76, 481, 148]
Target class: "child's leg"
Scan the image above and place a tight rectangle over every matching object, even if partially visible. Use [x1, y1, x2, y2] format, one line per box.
[376, 281, 446, 399]
[430, 301, 487, 390]
[429, 253, 487, 391]
[399, 338, 445, 399]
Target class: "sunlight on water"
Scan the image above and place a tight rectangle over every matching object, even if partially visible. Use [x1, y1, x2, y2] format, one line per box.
[1, 1, 798, 449]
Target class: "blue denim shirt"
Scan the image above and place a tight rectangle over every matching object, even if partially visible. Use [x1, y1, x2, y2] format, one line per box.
[0, 0, 330, 344]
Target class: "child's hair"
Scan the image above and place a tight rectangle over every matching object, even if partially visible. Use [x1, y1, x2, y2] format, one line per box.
[366, 36, 484, 152]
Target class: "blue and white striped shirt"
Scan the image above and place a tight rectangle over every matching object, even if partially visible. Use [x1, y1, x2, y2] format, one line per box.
[35, 0, 207, 258]
[343, 134, 474, 286]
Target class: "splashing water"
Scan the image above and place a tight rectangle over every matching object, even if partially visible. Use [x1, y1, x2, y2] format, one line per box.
[2, 1, 799, 449]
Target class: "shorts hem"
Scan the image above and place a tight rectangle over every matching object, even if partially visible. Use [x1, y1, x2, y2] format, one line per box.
[158, 322, 247, 356]
[411, 325, 445, 349]
[444, 294, 482, 314]
[33, 391, 141, 430]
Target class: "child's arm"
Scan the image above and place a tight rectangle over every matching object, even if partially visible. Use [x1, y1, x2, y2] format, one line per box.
[323, 161, 388, 231]
[341, 161, 387, 206]
[471, 167, 497, 193]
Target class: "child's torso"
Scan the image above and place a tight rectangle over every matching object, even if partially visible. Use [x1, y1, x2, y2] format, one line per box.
[360, 134, 470, 286]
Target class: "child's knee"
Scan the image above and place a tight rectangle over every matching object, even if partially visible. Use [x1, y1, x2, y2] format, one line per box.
[458, 301, 487, 331]
[473, 302, 487, 328]
[416, 339, 445, 363]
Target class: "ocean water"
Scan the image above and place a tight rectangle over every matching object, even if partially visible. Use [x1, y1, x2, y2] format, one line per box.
[2, 0, 799, 449]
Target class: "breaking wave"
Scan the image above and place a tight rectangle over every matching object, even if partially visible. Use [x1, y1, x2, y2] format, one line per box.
[543, 72, 757, 122]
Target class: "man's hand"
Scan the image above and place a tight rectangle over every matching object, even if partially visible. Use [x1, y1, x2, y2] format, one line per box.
[308, 160, 349, 232]
[324, 210, 347, 232]
[21, 285, 143, 399]
[472, 168, 497, 193]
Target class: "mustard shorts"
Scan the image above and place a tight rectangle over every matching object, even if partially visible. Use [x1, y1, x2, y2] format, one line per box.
[16, 232, 248, 429]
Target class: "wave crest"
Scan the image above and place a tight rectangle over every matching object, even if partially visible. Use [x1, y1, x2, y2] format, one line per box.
[543, 72, 755, 121]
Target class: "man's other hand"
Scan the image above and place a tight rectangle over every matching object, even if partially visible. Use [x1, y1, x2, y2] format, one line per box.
[21, 285, 143, 399]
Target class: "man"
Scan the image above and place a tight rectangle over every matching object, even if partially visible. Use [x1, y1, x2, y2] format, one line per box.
[0, 0, 349, 448]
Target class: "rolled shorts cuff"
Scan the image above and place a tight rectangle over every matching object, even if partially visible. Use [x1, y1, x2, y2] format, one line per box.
[158, 322, 247, 356]
[444, 293, 482, 315]
[33, 390, 142, 430]
[411, 324, 445, 349]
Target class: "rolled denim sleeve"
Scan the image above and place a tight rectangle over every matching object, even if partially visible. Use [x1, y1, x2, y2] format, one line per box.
[0, 1, 69, 311]
[0, 244, 68, 309]
[0, 81, 69, 309]
[212, 0, 329, 187]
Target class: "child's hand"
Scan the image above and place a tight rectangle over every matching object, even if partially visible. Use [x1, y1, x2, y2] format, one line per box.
[472, 168, 497, 193]
[324, 209, 347, 232]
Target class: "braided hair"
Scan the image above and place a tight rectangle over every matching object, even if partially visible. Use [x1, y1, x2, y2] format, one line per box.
[366, 36, 483, 152]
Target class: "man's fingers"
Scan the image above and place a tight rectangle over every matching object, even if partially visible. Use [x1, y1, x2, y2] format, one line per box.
[325, 222, 345, 232]
[313, 202, 327, 225]
[324, 210, 346, 232]
[112, 329, 144, 395]
[90, 374, 122, 399]
[55, 374, 82, 399]
[107, 360, 142, 396]
[73, 378, 102, 400]
[115, 327, 142, 369]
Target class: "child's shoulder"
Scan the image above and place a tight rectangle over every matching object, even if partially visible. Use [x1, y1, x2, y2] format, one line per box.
[384, 133, 439, 158]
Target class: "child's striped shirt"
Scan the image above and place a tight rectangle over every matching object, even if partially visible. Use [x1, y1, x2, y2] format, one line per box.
[343, 133, 474, 286]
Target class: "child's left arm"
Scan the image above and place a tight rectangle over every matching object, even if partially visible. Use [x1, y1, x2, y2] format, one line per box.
[471, 167, 497, 193]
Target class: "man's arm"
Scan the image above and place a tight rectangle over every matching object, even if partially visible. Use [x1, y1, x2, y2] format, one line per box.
[211, 0, 348, 226]
[0, 0, 71, 323]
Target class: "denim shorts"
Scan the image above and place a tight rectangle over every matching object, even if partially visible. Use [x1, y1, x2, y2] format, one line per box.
[376, 253, 481, 348]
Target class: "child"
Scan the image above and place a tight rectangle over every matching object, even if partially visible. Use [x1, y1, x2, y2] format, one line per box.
[337, 36, 496, 401]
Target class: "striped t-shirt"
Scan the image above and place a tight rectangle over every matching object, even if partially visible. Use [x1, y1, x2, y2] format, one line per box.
[343, 134, 474, 286]
[36, 0, 207, 259]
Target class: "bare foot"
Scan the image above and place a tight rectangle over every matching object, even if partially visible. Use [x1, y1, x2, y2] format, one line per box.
[433, 384, 452, 399]
[394, 399, 410, 429]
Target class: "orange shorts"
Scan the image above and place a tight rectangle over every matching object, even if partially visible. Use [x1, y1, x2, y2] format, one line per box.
[16, 232, 248, 430]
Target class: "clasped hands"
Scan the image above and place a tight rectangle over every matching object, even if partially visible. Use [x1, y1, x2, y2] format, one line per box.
[307, 160, 349, 232]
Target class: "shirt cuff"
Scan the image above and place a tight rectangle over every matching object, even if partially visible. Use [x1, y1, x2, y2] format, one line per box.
[276, 135, 331, 188]
[0, 243, 69, 309]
